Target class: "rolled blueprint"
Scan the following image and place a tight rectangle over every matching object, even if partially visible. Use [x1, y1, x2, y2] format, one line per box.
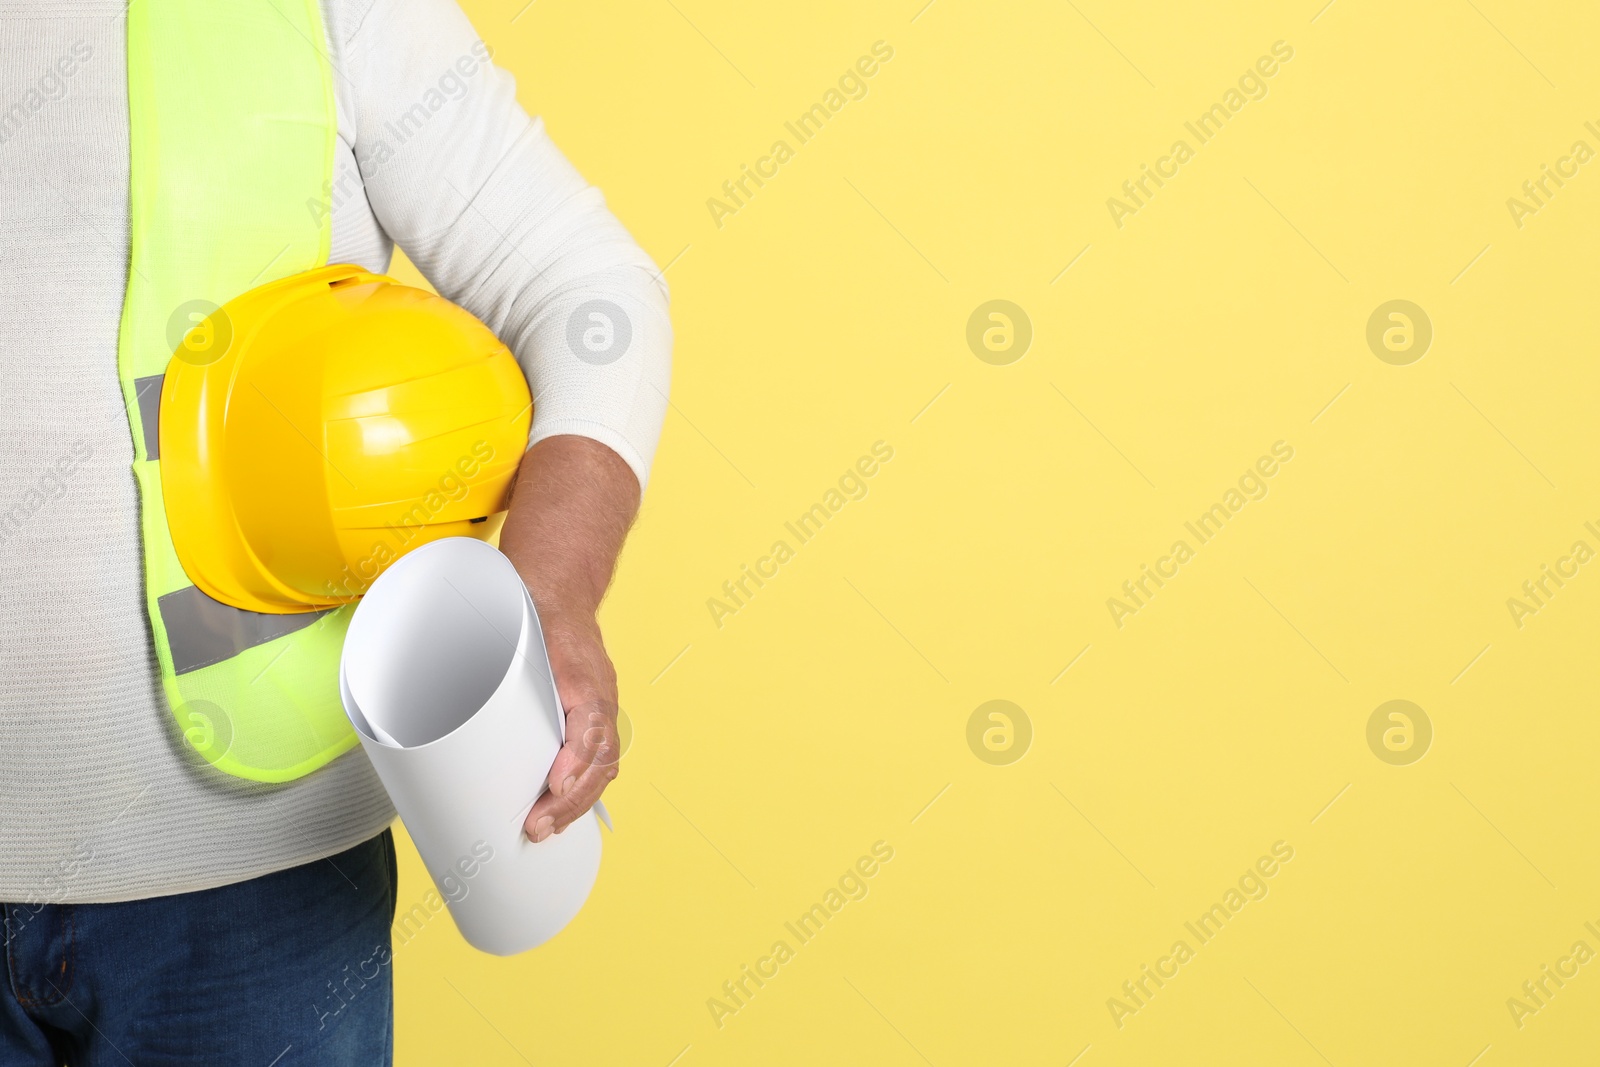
[339, 536, 602, 955]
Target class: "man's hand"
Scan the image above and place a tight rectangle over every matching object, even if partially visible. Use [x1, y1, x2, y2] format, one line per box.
[524, 618, 619, 841]
[497, 435, 640, 842]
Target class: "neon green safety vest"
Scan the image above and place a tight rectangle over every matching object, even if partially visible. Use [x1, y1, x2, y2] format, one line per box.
[118, 0, 354, 783]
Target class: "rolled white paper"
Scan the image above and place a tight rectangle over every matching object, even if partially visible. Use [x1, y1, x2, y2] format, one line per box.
[339, 536, 602, 955]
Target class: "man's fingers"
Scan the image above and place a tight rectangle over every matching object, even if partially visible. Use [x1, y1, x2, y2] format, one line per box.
[547, 699, 619, 790]
[564, 699, 618, 767]
[523, 700, 620, 841]
[525, 759, 615, 839]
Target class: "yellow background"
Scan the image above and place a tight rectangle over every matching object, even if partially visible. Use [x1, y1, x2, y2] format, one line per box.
[384, 1, 1600, 1063]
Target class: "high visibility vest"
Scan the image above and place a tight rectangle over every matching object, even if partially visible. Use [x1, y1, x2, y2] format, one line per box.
[118, 0, 354, 783]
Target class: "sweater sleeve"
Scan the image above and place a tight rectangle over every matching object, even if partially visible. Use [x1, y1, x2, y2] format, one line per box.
[339, 0, 671, 488]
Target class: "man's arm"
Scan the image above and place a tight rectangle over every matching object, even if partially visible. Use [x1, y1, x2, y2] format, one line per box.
[499, 435, 639, 841]
[336, 0, 673, 835]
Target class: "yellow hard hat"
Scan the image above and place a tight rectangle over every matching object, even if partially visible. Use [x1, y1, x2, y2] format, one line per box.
[159, 265, 532, 614]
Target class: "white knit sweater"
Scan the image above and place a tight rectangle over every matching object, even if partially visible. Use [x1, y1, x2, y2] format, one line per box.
[0, 0, 670, 901]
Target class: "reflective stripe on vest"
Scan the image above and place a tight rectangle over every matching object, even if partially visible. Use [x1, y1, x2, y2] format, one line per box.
[118, 0, 356, 783]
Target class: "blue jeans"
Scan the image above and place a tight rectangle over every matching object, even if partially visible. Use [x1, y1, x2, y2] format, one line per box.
[0, 830, 397, 1066]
